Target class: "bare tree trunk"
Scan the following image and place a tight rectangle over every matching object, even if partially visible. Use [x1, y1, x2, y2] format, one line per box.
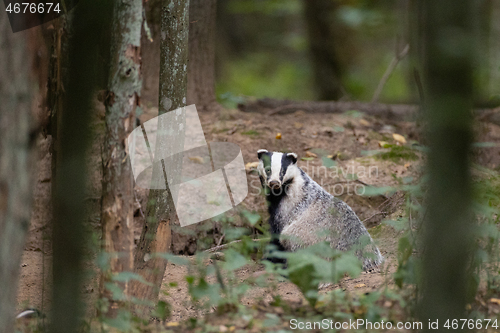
[187, 0, 219, 111]
[302, 0, 347, 101]
[0, 13, 34, 333]
[131, 0, 189, 314]
[141, 0, 161, 107]
[100, 0, 143, 317]
[418, 0, 475, 331]
[50, 1, 111, 332]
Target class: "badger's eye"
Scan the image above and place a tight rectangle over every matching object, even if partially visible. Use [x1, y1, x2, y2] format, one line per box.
[265, 166, 271, 175]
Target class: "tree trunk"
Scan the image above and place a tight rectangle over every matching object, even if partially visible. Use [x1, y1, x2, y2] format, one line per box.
[187, 0, 218, 111]
[131, 0, 189, 315]
[100, 0, 143, 317]
[302, 0, 346, 101]
[0, 12, 34, 333]
[141, 0, 162, 107]
[418, 0, 475, 330]
[50, 1, 111, 332]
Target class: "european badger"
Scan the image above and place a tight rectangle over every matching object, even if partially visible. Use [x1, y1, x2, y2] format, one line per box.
[257, 149, 383, 271]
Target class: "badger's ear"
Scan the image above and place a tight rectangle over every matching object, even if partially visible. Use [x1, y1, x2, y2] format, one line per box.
[257, 149, 268, 160]
[287, 152, 298, 164]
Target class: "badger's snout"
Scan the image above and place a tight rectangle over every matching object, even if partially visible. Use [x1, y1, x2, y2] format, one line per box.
[268, 180, 281, 189]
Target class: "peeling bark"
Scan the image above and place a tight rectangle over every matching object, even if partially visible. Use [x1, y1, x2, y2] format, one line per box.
[100, 0, 143, 317]
[0, 11, 34, 333]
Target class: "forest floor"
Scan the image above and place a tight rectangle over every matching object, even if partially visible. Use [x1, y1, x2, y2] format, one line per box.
[16, 103, 500, 331]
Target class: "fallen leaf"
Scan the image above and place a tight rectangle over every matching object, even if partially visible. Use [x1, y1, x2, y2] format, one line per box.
[294, 122, 303, 129]
[393, 133, 407, 144]
[404, 162, 411, 169]
[305, 151, 317, 158]
[489, 298, 500, 305]
[245, 162, 259, 171]
[219, 325, 228, 332]
[354, 283, 366, 288]
[166, 322, 179, 327]
[378, 141, 391, 148]
[276, 133, 282, 139]
[359, 119, 370, 126]
[188, 156, 204, 164]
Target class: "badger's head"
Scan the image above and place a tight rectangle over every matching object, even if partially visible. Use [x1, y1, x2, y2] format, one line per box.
[257, 149, 299, 192]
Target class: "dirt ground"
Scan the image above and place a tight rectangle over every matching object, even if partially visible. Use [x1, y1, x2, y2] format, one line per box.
[16, 103, 500, 325]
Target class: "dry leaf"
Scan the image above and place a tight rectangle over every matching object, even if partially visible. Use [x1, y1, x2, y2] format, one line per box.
[359, 119, 370, 126]
[354, 283, 366, 288]
[188, 156, 204, 164]
[404, 162, 411, 169]
[378, 141, 391, 148]
[219, 325, 228, 332]
[393, 133, 407, 144]
[166, 322, 180, 327]
[305, 151, 317, 158]
[489, 298, 500, 305]
[245, 162, 260, 171]
[276, 133, 282, 139]
[294, 122, 303, 129]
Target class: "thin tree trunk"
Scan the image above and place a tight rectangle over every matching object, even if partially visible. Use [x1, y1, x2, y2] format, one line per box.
[50, 1, 110, 332]
[418, 0, 475, 330]
[100, 0, 143, 317]
[131, 0, 189, 314]
[187, 0, 219, 111]
[0, 12, 34, 333]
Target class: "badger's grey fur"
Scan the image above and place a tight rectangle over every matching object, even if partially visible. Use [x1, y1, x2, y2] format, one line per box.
[257, 149, 383, 271]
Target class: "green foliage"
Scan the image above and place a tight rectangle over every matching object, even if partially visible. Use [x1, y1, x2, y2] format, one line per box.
[216, 53, 314, 102]
[375, 145, 419, 163]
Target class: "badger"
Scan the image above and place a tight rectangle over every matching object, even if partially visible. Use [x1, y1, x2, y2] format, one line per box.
[257, 149, 383, 271]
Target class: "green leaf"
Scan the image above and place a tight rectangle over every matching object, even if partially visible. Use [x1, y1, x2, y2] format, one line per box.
[241, 210, 261, 226]
[153, 253, 190, 266]
[112, 271, 153, 286]
[362, 185, 395, 196]
[104, 282, 124, 301]
[152, 300, 171, 320]
[223, 249, 248, 271]
[384, 218, 408, 232]
[288, 263, 318, 307]
[322, 155, 337, 168]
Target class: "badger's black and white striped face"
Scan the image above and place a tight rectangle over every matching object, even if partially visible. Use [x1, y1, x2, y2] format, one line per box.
[257, 149, 299, 190]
